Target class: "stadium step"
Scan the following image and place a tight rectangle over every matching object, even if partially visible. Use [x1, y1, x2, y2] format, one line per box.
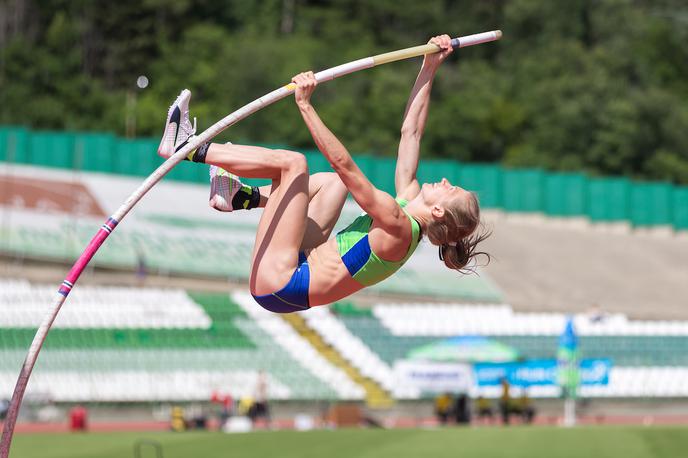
[281, 313, 394, 408]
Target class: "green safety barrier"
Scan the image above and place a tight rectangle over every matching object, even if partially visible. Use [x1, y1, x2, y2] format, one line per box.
[165, 157, 208, 183]
[1, 126, 687, 231]
[458, 164, 502, 208]
[630, 182, 673, 227]
[29, 131, 75, 169]
[114, 138, 159, 176]
[353, 154, 377, 188]
[0, 126, 29, 162]
[502, 168, 545, 212]
[674, 188, 688, 230]
[304, 150, 332, 174]
[75, 133, 117, 172]
[371, 156, 397, 195]
[417, 159, 461, 188]
[545, 172, 587, 216]
[587, 177, 630, 222]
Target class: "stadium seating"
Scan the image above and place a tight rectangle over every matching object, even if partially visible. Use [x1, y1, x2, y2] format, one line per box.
[330, 302, 688, 398]
[4, 278, 688, 401]
[231, 292, 365, 400]
[0, 279, 361, 402]
[301, 306, 395, 392]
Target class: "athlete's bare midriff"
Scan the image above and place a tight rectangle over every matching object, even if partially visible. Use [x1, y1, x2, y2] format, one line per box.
[304, 237, 364, 306]
[303, 217, 414, 307]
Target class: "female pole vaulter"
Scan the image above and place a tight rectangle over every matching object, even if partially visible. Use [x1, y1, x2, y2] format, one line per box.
[157, 35, 490, 313]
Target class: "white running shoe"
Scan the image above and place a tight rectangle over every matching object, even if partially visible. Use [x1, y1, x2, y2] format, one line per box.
[157, 89, 197, 159]
[209, 165, 244, 212]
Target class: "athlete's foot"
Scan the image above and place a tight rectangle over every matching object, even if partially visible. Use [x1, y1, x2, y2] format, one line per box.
[209, 165, 261, 212]
[157, 89, 197, 159]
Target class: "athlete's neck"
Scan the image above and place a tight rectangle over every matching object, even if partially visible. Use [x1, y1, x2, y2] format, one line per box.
[402, 199, 431, 232]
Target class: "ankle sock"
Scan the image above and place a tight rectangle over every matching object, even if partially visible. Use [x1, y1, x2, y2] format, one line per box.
[232, 184, 261, 210]
[182, 142, 210, 163]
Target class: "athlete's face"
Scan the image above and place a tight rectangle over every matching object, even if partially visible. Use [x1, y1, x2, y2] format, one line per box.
[421, 178, 469, 207]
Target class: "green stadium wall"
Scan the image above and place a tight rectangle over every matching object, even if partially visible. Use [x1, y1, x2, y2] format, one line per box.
[1, 126, 686, 230]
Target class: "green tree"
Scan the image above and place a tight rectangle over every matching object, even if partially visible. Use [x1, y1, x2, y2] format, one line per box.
[1, 0, 687, 183]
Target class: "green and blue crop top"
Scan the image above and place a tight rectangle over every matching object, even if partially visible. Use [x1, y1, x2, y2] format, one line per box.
[335, 198, 421, 286]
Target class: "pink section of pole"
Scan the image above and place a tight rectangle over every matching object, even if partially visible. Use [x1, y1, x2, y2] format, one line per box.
[0, 218, 117, 458]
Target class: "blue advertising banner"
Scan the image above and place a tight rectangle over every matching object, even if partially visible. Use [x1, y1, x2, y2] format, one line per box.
[474, 359, 611, 387]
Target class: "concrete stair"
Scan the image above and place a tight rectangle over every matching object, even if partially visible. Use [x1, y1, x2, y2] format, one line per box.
[281, 313, 394, 408]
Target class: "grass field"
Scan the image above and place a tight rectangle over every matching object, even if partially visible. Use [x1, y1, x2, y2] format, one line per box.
[9, 426, 688, 458]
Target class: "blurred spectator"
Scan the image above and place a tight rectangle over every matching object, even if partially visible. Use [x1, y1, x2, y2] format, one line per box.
[434, 392, 453, 425]
[249, 371, 270, 428]
[513, 391, 536, 424]
[0, 398, 8, 420]
[211, 390, 234, 429]
[454, 393, 471, 424]
[475, 396, 494, 424]
[135, 249, 147, 286]
[69, 405, 88, 432]
[238, 396, 254, 416]
[37, 400, 61, 423]
[587, 303, 608, 324]
[499, 378, 511, 425]
[188, 404, 208, 430]
[170, 406, 186, 432]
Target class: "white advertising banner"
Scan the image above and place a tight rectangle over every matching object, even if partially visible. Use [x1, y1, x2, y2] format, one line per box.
[393, 360, 473, 394]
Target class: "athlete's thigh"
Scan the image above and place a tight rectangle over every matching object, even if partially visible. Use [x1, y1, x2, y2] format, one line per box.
[301, 172, 348, 250]
[249, 158, 309, 295]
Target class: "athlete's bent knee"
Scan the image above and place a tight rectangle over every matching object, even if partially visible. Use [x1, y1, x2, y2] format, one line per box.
[280, 151, 308, 175]
[328, 173, 347, 192]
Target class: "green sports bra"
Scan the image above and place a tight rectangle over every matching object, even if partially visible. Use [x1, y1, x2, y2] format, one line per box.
[335, 198, 421, 286]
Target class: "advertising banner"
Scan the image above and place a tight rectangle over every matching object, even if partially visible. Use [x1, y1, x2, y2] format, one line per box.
[474, 359, 611, 387]
[394, 360, 474, 393]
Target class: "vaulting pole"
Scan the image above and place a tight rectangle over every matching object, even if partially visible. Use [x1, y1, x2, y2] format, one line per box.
[0, 30, 501, 457]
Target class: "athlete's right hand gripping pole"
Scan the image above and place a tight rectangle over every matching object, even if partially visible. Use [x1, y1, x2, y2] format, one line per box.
[372, 30, 502, 66]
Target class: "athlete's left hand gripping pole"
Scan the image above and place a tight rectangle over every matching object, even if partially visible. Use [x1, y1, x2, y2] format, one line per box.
[0, 30, 501, 457]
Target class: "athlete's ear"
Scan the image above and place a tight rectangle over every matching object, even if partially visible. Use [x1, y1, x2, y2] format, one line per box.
[431, 204, 445, 219]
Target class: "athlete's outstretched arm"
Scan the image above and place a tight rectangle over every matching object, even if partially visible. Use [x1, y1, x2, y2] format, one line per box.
[293, 72, 406, 233]
[395, 34, 454, 201]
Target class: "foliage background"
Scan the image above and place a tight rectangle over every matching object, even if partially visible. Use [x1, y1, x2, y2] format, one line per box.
[1, 0, 687, 183]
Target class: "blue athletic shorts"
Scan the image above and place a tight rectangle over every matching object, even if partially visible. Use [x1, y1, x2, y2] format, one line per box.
[252, 252, 310, 313]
